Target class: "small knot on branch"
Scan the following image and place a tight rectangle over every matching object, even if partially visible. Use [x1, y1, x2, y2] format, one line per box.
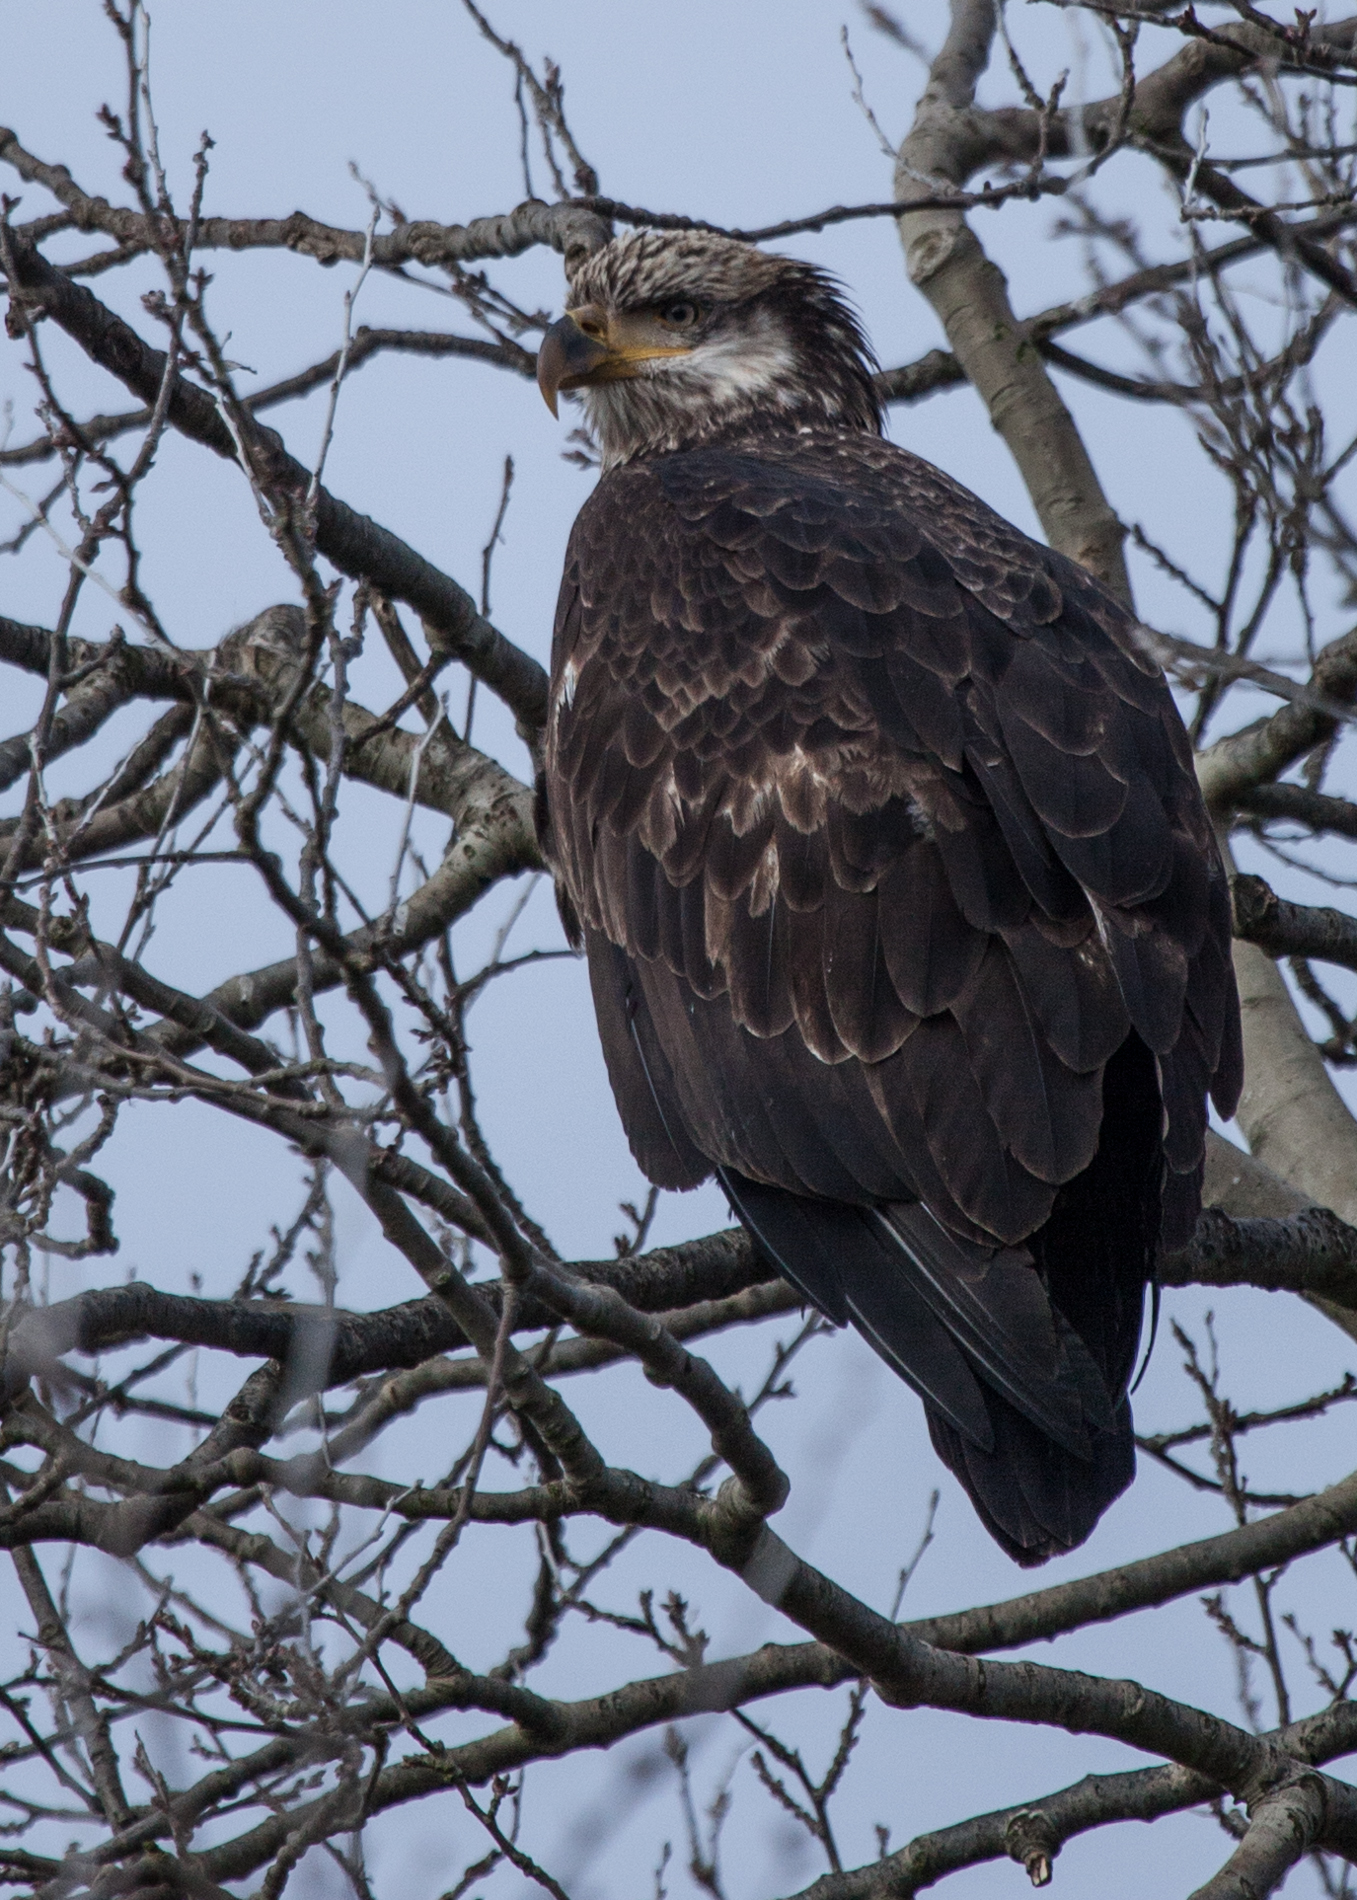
[1229, 870, 1357, 973]
[219, 602, 309, 676]
[1238, 1759, 1328, 1833]
[706, 1471, 790, 1552]
[1230, 871, 1280, 944]
[1005, 1807, 1060, 1886]
[507, 200, 612, 276]
[1191, 1764, 1330, 1898]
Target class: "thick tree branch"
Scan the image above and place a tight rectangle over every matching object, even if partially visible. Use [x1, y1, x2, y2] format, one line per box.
[0, 706, 233, 876]
[785, 1705, 1355, 1898]
[1232, 932, 1357, 1229]
[0, 612, 185, 697]
[910, 1460, 1357, 1656]
[0, 131, 610, 272]
[893, 0, 1132, 598]
[1238, 780, 1357, 841]
[0, 1230, 769, 1401]
[1197, 626, 1357, 807]
[8, 1198, 1357, 1413]
[1203, 1127, 1312, 1220]
[1231, 872, 1357, 975]
[0, 606, 541, 886]
[14, 1463, 1352, 1892]
[10, 1369, 1357, 1887]
[1198, 846, 1357, 1346]
[1189, 1766, 1328, 1900]
[1162, 1202, 1357, 1308]
[0, 636, 142, 793]
[148, 1523, 1357, 1881]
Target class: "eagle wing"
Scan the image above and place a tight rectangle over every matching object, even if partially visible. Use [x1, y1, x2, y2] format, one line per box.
[543, 433, 1241, 1256]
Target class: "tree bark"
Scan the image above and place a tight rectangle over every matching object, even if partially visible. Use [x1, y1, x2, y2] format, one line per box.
[893, 0, 1132, 600]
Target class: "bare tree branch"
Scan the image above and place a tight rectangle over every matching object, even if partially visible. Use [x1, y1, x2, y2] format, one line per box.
[0, 129, 610, 269]
[893, 0, 1134, 597]
[2, 235, 551, 733]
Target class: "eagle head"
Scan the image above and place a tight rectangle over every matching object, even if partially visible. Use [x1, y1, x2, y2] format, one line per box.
[536, 228, 883, 467]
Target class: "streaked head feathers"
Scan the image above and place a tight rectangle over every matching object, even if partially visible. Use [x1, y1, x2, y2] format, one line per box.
[538, 228, 882, 466]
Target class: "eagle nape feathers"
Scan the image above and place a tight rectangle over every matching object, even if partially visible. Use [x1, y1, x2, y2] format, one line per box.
[534, 227, 1242, 1566]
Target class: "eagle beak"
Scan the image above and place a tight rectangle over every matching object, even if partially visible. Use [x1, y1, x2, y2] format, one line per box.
[536, 305, 696, 417]
[536, 310, 613, 418]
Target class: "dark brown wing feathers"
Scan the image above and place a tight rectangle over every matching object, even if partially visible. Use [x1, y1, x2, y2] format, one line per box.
[544, 429, 1241, 1562]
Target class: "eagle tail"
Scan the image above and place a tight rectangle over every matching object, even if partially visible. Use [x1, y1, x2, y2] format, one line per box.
[719, 1038, 1160, 1565]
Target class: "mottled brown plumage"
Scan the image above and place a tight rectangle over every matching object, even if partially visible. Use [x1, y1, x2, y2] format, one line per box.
[536, 230, 1242, 1563]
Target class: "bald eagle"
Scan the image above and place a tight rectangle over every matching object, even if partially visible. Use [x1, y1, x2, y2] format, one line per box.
[535, 229, 1241, 1565]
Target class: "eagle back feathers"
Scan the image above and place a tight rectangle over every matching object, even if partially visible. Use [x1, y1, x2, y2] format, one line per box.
[542, 426, 1242, 1255]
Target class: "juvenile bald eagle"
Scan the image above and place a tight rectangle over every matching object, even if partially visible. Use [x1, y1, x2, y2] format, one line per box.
[535, 229, 1241, 1565]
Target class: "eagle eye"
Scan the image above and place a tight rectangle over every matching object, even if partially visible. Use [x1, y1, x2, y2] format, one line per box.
[658, 299, 702, 328]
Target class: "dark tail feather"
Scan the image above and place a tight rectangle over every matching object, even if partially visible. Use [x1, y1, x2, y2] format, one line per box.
[719, 1033, 1162, 1566]
[938, 1032, 1159, 1564]
[718, 1170, 998, 1449]
[723, 1168, 1134, 1564]
[924, 1397, 1135, 1565]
